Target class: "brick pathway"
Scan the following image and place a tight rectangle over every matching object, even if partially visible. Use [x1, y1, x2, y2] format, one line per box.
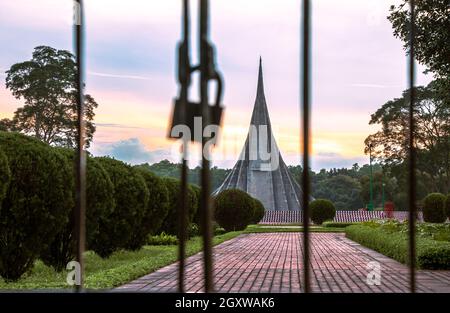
[117, 233, 450, 293]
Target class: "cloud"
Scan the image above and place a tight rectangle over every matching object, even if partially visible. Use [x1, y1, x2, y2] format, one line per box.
[92, 137, 172, 165]
[88, 71, 152, 81]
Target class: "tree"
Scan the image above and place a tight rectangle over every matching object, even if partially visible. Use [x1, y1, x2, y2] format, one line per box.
[314, 175, 363, 210]
[388, 0, 450, 78]
[365, 80, 450, 193]
[4, 46, 98, 148]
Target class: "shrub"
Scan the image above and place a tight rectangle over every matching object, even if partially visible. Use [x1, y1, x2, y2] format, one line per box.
[423, 193, 446, 223]
[250, 198, 265, 224]
[191, 184, 201, 225]
[310, 199, 336, 225]
[188, 223, 200, 237]
[40, 150, 115, 270]
[346, 224, 450, 270]
[0, 132, 72, 281]
[0, 149, 10, 205]
[126, 167, 169, 250]
[92, 157, 149, 258]
[214, 189, 255, 232]
[147, 232, 179, 246]
[445, 194, 450, 220]
[323, 221, 357, 228]
[158, 177, 198, 236]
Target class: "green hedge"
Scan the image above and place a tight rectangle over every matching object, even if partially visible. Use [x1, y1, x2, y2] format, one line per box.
[214, 189, 255, 232]
[127, 167, 169, 250]
[40, 151, 116, 270]
[310, 199, 336, 225]
[0, 132, 72, 281]
[93, 157, 149, 258]
[445, 193, 450, 220]
[251, 198, 265, 224]
[346, 225, 450, 270]
[0, 149, 10, 205]
[323, 221, 357, 228]
[158, 177, 197, 236]
[423, 193, 447, 223]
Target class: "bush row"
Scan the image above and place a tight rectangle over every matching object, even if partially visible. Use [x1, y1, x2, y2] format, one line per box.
[422, 193, 450, 223]
[0, 132, 198, 281]
[214, 189, 266, 232]
[345, 224, 450, 270]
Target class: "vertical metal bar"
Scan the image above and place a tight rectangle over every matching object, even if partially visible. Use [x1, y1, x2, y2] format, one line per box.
[178, 150, 188, 292]
[177, 0, 190, 293]
[74, 0, 86, 292]
[301, 0, 311, 293]
[407, 0, 417, 293]
[199, 0, 214, 293]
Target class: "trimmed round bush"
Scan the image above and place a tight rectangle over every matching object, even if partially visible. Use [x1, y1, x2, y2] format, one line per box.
[250, 198, 265, 224]
[92, 157, 149, 258]
[310, 199, 336, 225]
[0, 149, 10, 205]
[423, 193, 446, 223]
[125, 167, 169, 250]
[40, 150, 115, 270]
[445, 194, 450, 220]
[0, 132, 72, 281]
[158, 177, 197, 237]
[214, 189, 255, 232]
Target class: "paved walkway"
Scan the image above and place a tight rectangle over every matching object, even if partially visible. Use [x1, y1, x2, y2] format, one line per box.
[117, 233, 450, 293]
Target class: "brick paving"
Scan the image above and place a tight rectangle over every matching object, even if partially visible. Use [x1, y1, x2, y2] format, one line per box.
[117, 233, 450, 293]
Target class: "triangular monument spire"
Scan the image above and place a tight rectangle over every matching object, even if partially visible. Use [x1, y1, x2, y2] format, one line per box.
[214, 58, 304, 211]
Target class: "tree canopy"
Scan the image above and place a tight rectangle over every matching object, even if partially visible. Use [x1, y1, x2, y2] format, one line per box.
[3, 46, 98, 148]
[388, 0, 450, 78]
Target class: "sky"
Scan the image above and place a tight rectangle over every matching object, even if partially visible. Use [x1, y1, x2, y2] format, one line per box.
[0, 0, 433, 171]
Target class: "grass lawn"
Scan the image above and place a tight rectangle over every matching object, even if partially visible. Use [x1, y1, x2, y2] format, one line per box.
[0, 231, 242, 290]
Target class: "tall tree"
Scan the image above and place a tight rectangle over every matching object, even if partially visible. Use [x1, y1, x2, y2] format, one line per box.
[388, 0, 450, 78]
[365, 80, 450, 193]
[4, 46, 97, 147]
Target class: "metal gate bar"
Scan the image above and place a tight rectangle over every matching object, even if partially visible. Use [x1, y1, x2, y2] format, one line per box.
[300, 0, 311, 293]
[177, 0, 191, 293]
[199, 0, 214, 293]
[407, 0, 417, 293]
[74, 0, 86, 292]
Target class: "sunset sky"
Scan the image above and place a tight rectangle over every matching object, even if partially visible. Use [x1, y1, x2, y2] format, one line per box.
[0, 0, 432, 170]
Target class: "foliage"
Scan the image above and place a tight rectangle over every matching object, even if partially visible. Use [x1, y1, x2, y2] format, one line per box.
[92, 157, 149, 258]
[40, 151, 115, 271]
[188, 223, 200, 237]
[446, 193, 450, 219]
[365, 80, 450, 194]
[388, 0, 450, 78]
[214, 189, 255, 232]
[314, 175, 363, 210]
[346, 224, 450, 270]
[126, 167, 170, 250]
[147, 232, 178, 246]
[0, 149, 10, 205]
[250, 198, 265, 224]
[3, 46, 98, 148]
[136, 160, 229, 192]
[309, 199, 336, 225]
[158, 177, 197, 236]
[190, 184, 201, 225]
[423, 193, 447, 223]
[322, 222, 357, 228]
[0, 132, 72, 281]
[0, 231, 243, 289]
